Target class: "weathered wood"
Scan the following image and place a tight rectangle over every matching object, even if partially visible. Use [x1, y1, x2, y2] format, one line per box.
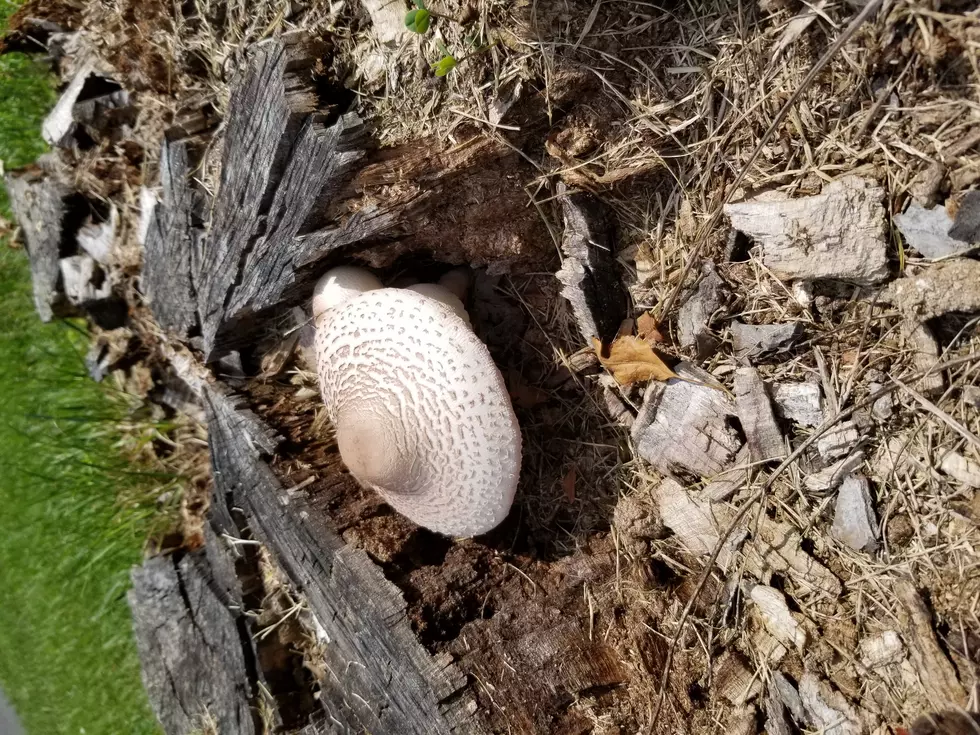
[76, 203, 116, 263]
[143, 138, 203, 337]
[677, 261, 727, 356]
[555, 185, 627, 344]
[730, 321, 800, 361]
[203, 386, 487, 734]
[725, 177, 889, 285]
[734, 367, 784, 463]
[830, 474, 878, 552]
[632, 378, 742, 478]
[5, 168, 77, 321]
[894, 581, 967, 709]
[196, 31, 549, 360]
[128, 539, 260, 735]
[196, 33, 368, 359]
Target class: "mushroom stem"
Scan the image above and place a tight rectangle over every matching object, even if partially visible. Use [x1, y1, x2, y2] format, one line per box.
[437, 267, 472, 302]
[312, 266, 382, 321]
[406, 283, 472, 328]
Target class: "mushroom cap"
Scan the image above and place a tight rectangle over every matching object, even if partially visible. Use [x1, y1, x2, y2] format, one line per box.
[314, 288, 521, 537]
[405, 282, 471, 327]
[312, 266, 383, 321]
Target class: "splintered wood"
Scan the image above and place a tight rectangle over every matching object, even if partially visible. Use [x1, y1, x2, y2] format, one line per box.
[555, 187, 627, 344]
[733, 368, 784, 463]
[631, 378, 741, 477]
[652, 478, 743, 569]
[724, 176, 889, 284]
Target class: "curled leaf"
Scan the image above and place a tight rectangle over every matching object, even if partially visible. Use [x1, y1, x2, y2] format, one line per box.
[636, 311, 665, 344]
[432, 54, 457, 76]
[593, 335, 678, 386]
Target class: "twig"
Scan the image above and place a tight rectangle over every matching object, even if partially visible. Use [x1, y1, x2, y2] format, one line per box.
[647, 349, 980, 730]
[654, 0, 888, 323]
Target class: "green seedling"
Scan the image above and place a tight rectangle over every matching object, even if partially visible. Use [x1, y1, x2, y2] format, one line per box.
[405, 1, 430, 34]
[432, 54, 457, 76]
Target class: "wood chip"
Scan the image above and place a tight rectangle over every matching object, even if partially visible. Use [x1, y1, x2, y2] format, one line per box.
[859, 630, 905, 669]
[631, 378, 742, 478]
[76, 204, 117, 264]
[734, 368, 784, 462]
[677, 261, 727, 356]
[804, 450, 864, 495]
[772, 380, 823, 427]
[798, 672, 862, 735]
[895, 580, 967, 709]
[713, 650, 762, 706]
[895, 203, 975, 259]
[939, 451, 980, 488]
[653, 477, 743, 570]
[831, 474, 879, 553]
[748, 584, 806, 652]
[724, 176, 889, 284]
[903, 322, 945, 398]
[743, 519, 842, 597]
[817, 420, 860, 462]
[886, 259, 980, 321]
[702, 444, 753, 502]
[731, 321, 801, 360]
[557, 187, 627, 344]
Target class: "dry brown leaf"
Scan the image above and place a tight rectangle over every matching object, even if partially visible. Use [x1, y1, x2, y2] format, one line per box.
[636, 312, 665, 344]
[593, 336, 678, 386]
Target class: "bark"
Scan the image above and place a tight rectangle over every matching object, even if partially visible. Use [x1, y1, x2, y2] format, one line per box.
[142, 137, 204, 337]
[203, 386, 487, 734]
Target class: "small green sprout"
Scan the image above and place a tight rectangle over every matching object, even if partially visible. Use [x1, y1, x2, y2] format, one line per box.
[432, 55, 457, 76]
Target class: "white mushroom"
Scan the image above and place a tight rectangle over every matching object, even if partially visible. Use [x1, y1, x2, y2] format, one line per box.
[313, 267, 522, 537]
[312, 265, 383, 320]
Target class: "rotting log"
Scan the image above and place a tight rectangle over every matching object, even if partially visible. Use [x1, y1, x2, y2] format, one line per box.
[203, 386, 487, 734]
[195, 31, 550, 361]
[128, 528, 262, 735]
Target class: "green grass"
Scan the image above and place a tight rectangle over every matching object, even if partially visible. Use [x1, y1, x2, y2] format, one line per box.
[0, 4, 163, 733]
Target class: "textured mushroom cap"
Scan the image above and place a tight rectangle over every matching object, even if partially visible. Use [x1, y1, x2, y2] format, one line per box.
[406, 283, 471, 327]
[315, 288, 521, 537]
[312, 266, 382, 321]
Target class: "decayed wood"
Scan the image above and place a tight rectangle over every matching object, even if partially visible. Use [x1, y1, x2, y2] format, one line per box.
[742, 519, 842, 597]
[734, 367, 784, 463]
[76, 203, 116, 263]
[203, 386, 487, 734]
[143, 138, 204, 337]
[5, 167, 76, 321]
[830, 473, 878, 552]
[677, 261, 727, 356]
[128, 535, 260, 735]
[724, 176, 889, 285]
[196, 32, 368, 359]
[196, 31, 549, 360]
[894, 580, 967, 709]
[653, 477, 743, 570]
[632, 378, 742, 478]
[555, 185, 627, 344]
